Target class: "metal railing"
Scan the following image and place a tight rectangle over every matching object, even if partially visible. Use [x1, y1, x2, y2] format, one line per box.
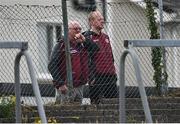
[119, 39, 180, 123]
[0, 42, 47, 123]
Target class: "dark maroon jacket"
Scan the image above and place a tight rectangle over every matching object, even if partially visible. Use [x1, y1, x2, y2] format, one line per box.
[88, 31, 116, 75]
[48, 40, 89, 88]
[48, 38, 99, 89]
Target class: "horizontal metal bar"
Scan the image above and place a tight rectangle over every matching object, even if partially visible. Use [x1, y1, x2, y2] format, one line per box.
[124, 40, 180, 48]
[0, 42, 28, 50]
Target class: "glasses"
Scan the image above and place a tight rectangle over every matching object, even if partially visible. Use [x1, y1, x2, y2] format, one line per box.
[69, 27, 82, 31]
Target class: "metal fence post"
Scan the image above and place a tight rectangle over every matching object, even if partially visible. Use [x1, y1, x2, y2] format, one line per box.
[102, 0, 107, 22]
[119, 50, 128, 123]
[14, 51, 23, 123]
[62, 0, 73, 88]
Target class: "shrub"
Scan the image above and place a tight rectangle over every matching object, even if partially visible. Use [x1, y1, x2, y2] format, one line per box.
[0, 95, 16, 118]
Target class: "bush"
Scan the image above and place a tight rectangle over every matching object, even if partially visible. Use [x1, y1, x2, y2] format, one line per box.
[0, 95, 16, 118]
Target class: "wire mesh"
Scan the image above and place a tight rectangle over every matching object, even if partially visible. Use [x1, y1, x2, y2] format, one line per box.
[0, 0, 180, 122]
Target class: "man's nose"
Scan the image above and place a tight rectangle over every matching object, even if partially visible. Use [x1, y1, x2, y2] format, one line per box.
[76, 28, 82, 31]
[76, 30, 81, 33]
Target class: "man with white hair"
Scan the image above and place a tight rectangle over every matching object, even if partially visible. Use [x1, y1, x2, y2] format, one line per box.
[48, 20, 98, 104]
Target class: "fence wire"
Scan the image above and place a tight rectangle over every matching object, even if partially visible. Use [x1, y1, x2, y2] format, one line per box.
[0, 0, 180, 122]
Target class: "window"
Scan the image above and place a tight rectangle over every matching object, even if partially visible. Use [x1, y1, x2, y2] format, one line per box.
[46, 24, 62, 60]
[36, 22, 62, 73]
[72, 0, 96, 11]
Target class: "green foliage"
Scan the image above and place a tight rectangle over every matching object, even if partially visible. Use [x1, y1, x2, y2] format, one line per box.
[145, 0, 159, 39]
[127, 115, 137, 123]
[145, 0, 168, 95]
[34, 117, 57, 123]
[0, 95, 16, 118]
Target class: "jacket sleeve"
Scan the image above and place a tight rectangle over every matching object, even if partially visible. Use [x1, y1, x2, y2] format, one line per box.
[48, 42, 64, 89]
[82, 31, 100, 52]
[107, 35, 115, 63]
[82, 31, 99, 82]
[83, 37, 100, 52]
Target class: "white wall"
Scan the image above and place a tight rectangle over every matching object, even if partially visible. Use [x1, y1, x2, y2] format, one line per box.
[0, 0, 151, 86]
[164, 22, 180, 87]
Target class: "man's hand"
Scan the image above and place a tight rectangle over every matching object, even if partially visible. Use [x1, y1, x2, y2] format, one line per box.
[58, 84, 68, 94]
[74, 33, 85, 43]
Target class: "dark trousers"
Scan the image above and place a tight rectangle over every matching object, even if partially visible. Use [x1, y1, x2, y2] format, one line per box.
[89, 74, 118, 103]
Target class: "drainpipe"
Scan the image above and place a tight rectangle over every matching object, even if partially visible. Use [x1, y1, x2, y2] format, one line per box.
[158, 0, 168, 94]
[159, 0, 164, 39]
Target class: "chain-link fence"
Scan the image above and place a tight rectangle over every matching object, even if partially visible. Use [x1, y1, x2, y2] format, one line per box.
[0, 0, 180, 121]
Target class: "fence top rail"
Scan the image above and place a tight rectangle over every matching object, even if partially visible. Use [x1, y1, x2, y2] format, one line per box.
[124, 40, 180, 48]
[0, 41, 28, 50]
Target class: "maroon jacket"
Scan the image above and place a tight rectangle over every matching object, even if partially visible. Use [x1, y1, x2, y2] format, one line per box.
[48, 36, 99, 89]
[89, 31, 116, 75]
[48, 40, 89, 88]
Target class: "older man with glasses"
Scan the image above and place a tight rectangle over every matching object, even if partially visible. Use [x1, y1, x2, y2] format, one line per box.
[48, 20, 98, 104]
